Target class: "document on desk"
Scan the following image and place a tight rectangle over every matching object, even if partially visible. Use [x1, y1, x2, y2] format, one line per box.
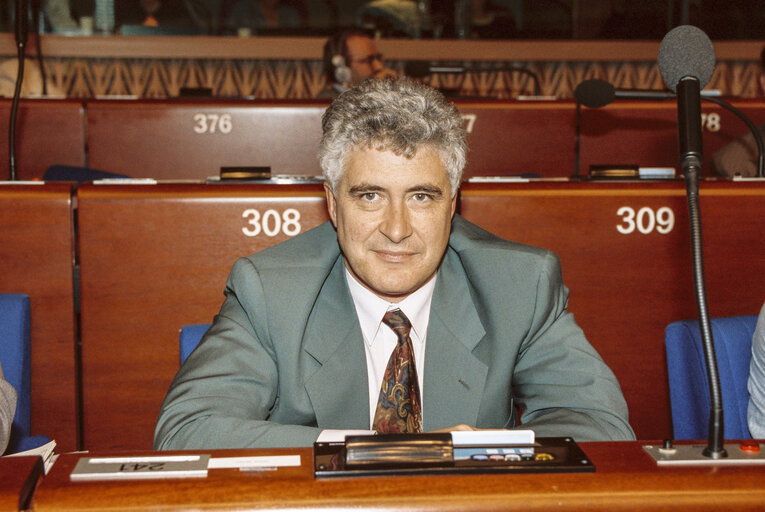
[208, 455, 301, 470]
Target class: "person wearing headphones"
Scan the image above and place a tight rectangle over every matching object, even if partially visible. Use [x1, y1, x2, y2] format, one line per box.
[317, 28, 397, 99]
[712, 45, 765, 177]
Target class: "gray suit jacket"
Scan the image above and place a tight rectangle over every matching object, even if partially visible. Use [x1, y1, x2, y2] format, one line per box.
[0, 365, 17, 454]
[155, 216, 634, 449]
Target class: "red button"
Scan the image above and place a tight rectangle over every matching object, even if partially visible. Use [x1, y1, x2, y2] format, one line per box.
[740, 441, 761, 453]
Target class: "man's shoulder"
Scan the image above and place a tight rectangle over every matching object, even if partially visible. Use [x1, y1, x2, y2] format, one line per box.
[449, 215, 550, 260]
[243, 221, 339, 268]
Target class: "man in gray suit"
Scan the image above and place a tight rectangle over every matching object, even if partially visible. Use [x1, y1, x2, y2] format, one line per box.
[0, 365, 17, 454]
[155, 77, 634, 449]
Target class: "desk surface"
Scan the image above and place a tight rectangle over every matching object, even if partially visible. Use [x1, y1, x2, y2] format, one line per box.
[31, 442, 765, 511]
[0, 456, 43, 512]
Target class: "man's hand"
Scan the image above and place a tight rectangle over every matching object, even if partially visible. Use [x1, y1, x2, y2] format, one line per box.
[373, 67, 398, 80]
[430, 424, 504, 432]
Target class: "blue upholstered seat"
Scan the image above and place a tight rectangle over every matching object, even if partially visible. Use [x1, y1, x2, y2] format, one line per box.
[665, 315, 758, 440]
[0, 294, 51, 454]
[179, 324, 212, 364]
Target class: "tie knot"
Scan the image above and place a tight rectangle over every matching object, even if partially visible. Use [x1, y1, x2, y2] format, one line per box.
[382, 308, 411, 342]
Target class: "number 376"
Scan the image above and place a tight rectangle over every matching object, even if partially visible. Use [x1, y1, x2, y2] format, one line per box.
[616, 206, 675, 234]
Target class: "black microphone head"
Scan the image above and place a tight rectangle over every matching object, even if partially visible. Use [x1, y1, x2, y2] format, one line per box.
[658, 25, 716, 92]
[574, 79, 615, 108]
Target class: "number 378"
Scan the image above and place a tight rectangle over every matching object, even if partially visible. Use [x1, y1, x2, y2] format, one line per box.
[616, 206, 675, 235]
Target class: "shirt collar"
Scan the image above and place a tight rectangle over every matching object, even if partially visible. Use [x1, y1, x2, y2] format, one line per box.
[345, 266, 436, 347]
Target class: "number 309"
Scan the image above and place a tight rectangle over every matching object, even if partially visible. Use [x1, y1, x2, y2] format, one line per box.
[616, 206, 674, 235]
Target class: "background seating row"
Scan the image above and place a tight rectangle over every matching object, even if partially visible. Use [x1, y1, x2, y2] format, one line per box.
[1, 98, 764, 183]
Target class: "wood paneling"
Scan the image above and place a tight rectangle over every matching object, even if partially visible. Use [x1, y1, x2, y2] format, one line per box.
[0, 99, 86, 181]
[76, 183, 330, 449]
[0, 184, 77, 451]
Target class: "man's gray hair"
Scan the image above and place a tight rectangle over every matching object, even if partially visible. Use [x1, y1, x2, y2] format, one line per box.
[319, 77, 467, 195]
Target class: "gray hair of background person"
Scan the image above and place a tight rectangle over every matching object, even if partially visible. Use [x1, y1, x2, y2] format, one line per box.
[318, 77, 467, 196]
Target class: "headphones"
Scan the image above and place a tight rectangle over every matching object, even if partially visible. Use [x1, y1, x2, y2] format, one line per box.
[331, 54, 352, 85]
[323, 29, 370, 87]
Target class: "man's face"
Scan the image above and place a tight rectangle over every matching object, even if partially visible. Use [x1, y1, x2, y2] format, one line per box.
[345, 35, 384, 85]
[325, 146, 457, 303]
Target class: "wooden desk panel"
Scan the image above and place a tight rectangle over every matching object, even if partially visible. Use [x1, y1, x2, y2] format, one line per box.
[0, 184, 78, 451]
[0, 456, 43, 512]
[76, 183, 330, 449]
[579, 99, 765, 177]
[85, 100, 328, 179]
[0, 99, 86, 181]
[457, 101, 576, 179]
[31, 443, 765, 511]
[459, 180, 765, 440]
[83, 98, 578, 180]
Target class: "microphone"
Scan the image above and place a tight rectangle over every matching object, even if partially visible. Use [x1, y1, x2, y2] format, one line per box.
[574, 79, 675, 108]
[574, 78, 764, 177]
[15, 0, 29, 46]
[8, 0, 29, 180]
[658, 25, 726, 461]
[658, 25, 716, 174]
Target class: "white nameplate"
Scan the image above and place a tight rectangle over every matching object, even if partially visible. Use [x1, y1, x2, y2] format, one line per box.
[70, 455, 209, 481]
[451, 429, 535, 447]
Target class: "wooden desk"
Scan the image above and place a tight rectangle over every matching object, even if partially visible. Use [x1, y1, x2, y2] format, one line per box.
[10, 98, 764, 181]
[579, 99, 765, 177]
[458, 101, 576, 179]
[459, 179, 765, 440]
[30, 442, 765, 511]
[82, 99, 578, 181]
[0, 456, 43, 512]
[76, 183, 330, 449]
[0, 184, 78, 451]
[84, 99, 328, 180]
[0, 99, 86, 181]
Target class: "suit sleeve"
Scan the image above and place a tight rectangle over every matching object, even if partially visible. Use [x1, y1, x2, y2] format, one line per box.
[0, 365, 17, 454]
[511, 252, 636, 441]
[154, 258, 322, 449]
[747, 303, 765, 438]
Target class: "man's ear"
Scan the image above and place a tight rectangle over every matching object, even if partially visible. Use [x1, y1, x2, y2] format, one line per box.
[450, 189, 458, 219]
[324, 182, 338, 227]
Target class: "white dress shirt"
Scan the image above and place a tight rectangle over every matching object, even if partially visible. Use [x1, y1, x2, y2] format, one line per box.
[316, 268, 436, 442]
[345, 266, 435, 427]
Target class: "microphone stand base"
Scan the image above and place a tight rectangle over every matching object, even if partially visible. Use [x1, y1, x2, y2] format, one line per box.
[644, 442, 765, 466]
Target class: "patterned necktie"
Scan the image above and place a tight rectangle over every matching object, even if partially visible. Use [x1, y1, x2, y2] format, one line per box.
[372, 308, 422, 433]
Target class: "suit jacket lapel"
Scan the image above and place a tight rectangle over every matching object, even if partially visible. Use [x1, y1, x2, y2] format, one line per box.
[303, 258, 371, 430]
[423, 248, 488, 430]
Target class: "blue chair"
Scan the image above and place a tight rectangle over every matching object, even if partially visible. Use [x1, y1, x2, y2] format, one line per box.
[665, 314, 758, 440]
[43, 165, 130, 182]
[0, 294, 51, 454]
[179, 324, 212, 364]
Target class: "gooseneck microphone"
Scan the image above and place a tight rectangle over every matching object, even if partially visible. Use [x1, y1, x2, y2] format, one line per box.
[574, 78, 764, 178]
[658, 25, 716, 175]
[9, 0, 30, 180]
[659, 25, 726, 460]
[574, 79, 676, 107]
